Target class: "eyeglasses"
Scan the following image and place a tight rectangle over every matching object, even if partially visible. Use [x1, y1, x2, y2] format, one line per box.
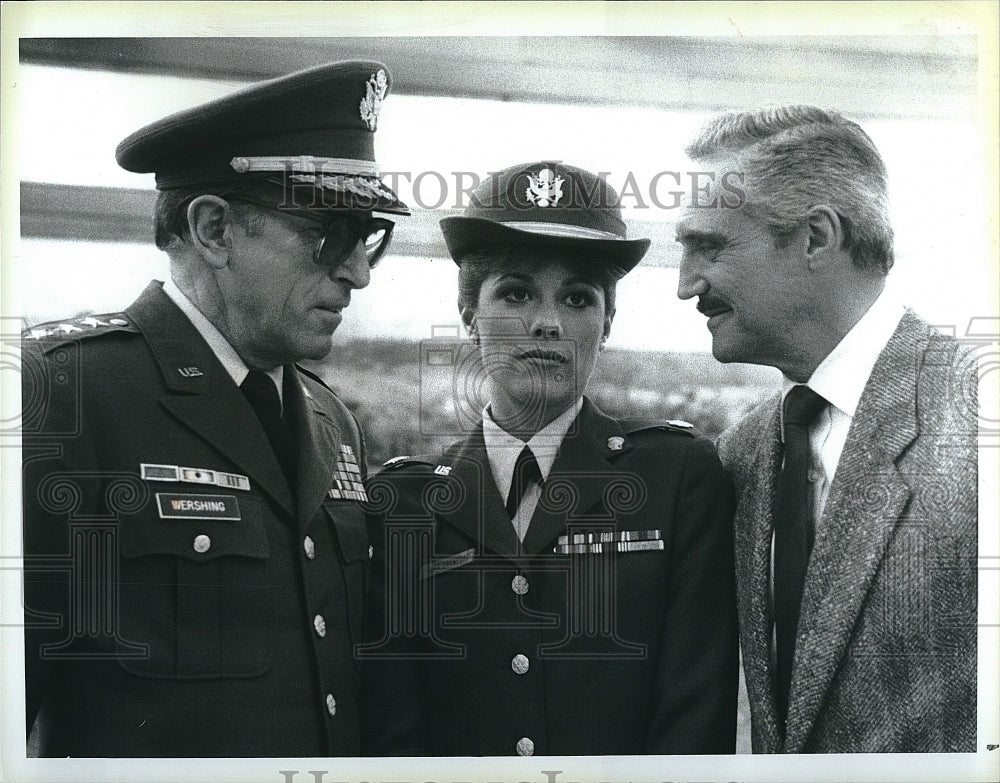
[222, 195, 395, 270]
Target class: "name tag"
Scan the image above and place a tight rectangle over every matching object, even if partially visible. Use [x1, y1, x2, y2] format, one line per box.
[156, 493, 241, 521]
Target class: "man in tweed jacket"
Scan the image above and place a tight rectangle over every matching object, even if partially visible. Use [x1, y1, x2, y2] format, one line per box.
[675, 105, 977, 752]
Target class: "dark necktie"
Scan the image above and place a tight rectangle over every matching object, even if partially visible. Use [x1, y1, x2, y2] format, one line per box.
[241, 369, 296, 489]
[773, 384, 827, 724]
[505, 445, 543, 520]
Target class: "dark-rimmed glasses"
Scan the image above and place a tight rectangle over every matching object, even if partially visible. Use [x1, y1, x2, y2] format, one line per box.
[222, 195, 395, 270]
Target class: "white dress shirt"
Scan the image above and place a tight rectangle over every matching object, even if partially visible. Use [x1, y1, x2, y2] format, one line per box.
[162, 278, 284, 407]
[482, 398, 584, 542]
[780, 290, 906, 524]
[769, 291, 906, 664]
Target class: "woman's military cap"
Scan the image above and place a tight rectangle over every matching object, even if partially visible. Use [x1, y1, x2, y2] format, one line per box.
[115, 60, 408, 215]
[439, 161, 649, 274]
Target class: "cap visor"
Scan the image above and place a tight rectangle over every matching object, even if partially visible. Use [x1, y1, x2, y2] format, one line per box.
[440, 216, 649, 273]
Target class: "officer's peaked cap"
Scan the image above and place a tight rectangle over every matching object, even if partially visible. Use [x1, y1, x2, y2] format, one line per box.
[115, 60, 408, 215]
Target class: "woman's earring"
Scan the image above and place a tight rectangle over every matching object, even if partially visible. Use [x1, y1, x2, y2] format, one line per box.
[467, 324, 480, 346]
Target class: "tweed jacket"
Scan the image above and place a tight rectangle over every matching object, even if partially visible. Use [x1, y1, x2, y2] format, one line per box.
[360, 398, 738, 756]
[717, 309, 978, 753]
[21, 281, 371, 757]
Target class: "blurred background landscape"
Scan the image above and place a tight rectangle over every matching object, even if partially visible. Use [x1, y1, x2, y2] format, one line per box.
[312, 340, 777, 467]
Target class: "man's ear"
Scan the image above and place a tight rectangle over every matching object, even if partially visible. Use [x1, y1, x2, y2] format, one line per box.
[602, 307, 616, 344]
[804, 205, 845, 270]
[187, 195, 232, 269]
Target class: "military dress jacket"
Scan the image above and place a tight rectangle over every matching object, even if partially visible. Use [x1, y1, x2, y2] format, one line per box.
[360, 398, 738, 756]
[21, 281, 372, 757]
[717, 309, 978, 753]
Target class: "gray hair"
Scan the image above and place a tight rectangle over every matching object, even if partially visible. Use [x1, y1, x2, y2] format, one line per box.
[153, 180, 283, 250]
[686, 105, 894, 274]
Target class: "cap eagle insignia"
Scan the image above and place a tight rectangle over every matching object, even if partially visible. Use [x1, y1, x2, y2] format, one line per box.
[360, 69, 388, 131]
[525, 168, 565, 207]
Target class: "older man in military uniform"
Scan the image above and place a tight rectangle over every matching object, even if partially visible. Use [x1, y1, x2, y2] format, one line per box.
[21, 60, 408, 757]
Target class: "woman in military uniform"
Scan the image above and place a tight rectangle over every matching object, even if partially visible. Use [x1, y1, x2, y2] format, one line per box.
[361, 162, 737, 756]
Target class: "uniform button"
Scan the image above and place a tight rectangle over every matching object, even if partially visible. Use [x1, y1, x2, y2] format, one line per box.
[303, 536, 315, 559]
[511, 574, 529, 595]
[516, 736, 534, 756]
[325, 693, 337, 716]
[193, 534, 211, 554]
[808, 469, 824, 483]
[511, 653, 530, 675]
[313, 614, 327, 638]
[368, 545, 374, 560]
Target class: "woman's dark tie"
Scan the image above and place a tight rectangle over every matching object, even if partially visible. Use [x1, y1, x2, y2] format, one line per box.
[505, 445, 542, 520]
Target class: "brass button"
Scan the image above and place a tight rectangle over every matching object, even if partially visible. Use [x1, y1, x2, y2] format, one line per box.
[368, 545, 374, 560]
[313, 614, 327, 638]
[516, 737, 534, 756]
[193, 534, 211, 554]
[511, 575, 529, 595]
[511, 654, 529, 675]
[325, 693, 337, 716]
[303, 536, 315, 559]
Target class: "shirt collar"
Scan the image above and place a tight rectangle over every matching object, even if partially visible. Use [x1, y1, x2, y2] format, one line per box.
[162, 277, 283, 400]
[482, 398, 584, 499]
[781, 289, 905, 417]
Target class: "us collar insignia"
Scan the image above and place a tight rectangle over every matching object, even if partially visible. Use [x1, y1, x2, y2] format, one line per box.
[360, 69, 388, 131]
[525, 168, 564, 207]
[607, 436, 625, 451]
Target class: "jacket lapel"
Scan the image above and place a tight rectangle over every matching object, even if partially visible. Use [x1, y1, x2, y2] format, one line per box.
[733, 398, 785, 752]
[521, 399, 627, 555]
[435, 427, 523, 559]
[126, 282, 294, 515]
[286, 368, 342, 532]
[785, 312, 924, 751]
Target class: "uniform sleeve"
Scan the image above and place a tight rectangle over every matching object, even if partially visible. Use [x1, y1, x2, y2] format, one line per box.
[644, 436, 739, 753]
[359, 469, 430, 756]
[22, 442, 67, 741]
[20, 339, 97, 744]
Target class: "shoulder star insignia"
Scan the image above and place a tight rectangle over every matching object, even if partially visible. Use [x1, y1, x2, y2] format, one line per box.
[79, 317, 109, 328]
